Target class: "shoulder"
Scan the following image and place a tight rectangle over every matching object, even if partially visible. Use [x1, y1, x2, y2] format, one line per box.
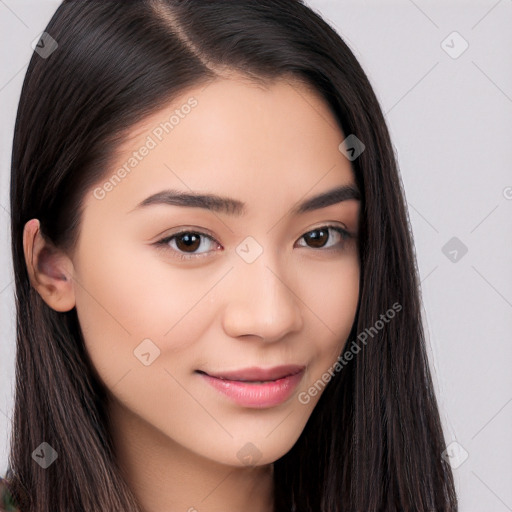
[0, 476, 21, 511]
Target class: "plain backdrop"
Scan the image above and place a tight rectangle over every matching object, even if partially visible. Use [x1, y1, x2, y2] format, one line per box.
[1, 1, 511, 511]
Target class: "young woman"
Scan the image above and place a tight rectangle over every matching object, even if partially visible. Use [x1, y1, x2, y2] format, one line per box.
[3, 1, 458, 510]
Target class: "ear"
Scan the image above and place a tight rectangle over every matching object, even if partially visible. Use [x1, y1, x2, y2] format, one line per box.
[23, 219, 76, 312]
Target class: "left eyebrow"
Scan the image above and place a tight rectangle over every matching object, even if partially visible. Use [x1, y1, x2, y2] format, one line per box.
[292, 183, 361, 215]
[128, 183, 361, 217]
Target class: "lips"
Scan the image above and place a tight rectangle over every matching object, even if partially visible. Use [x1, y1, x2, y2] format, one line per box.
[197, 364, 305, 382]
[197, 364, 306, 408]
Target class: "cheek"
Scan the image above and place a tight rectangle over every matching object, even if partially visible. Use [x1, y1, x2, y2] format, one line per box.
[298, 259, 359, 403]
[300, 254, 360, 348]
[293, 256, 359, 407]
[72, 240, 221, 386]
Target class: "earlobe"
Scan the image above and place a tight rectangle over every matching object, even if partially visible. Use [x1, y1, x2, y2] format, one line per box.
[23, 219, 76, 312]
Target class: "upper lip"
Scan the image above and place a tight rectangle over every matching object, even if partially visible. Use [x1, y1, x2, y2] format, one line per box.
[198, 364, 305, 381]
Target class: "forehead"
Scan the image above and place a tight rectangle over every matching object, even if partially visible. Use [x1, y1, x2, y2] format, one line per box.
[120, 75, 343, 150]
[84, 75, 357, 223]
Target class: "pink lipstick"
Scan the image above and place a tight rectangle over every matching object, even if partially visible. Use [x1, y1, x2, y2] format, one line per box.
[197, 365, 305, 408]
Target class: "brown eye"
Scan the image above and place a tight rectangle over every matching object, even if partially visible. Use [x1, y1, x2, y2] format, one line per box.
[298, 225, 352, 250]
[174, 232, 202, 253]
[156, 230, 220, 261]
[304, 228, 329, 248]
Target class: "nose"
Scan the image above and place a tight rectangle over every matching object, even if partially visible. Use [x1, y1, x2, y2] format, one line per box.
[221, 253, 304, 343]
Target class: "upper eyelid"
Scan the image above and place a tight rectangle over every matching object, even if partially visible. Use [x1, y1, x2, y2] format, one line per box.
[159, 223, 352, 247]
[161, 223, 350, 239]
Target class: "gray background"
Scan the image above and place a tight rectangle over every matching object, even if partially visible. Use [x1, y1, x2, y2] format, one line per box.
[1, 1, 511, 510]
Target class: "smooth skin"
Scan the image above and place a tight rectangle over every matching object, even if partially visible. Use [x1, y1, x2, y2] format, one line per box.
[23, 74, 361, 512]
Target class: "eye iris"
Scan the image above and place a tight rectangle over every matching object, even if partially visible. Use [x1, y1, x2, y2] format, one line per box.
[306, 229, 328, 248]
[176, 233, 201, 252]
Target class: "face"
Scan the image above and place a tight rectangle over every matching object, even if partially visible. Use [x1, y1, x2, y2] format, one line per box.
[38, 75, 361, 467]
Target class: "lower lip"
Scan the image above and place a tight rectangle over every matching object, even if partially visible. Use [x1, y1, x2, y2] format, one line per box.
[199, 370, 304, 408]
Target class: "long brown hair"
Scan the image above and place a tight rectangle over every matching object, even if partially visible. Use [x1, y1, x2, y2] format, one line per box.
[6, 1, 457, 510]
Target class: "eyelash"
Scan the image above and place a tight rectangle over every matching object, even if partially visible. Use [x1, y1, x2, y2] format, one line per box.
[154, 224, 354, 262]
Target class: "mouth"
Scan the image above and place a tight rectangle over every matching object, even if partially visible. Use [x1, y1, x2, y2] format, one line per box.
[196, 364, 305, 382]
[196, 365, 306, 408]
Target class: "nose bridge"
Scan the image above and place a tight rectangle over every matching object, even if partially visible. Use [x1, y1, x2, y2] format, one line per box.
[222, 242, 303, 342]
